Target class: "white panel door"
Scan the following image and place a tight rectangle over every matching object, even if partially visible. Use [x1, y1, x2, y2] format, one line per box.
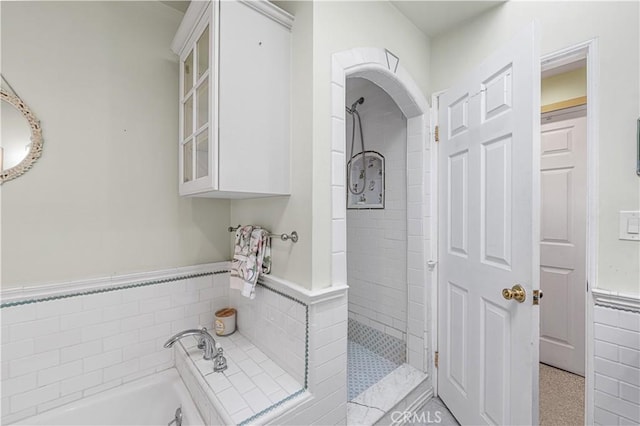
[540, 115, 586, 376]
[438, 24, 540, 425]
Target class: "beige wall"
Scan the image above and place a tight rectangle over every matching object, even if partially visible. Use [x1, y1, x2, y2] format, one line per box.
[232, 1, 431, 289]
[7, 1, 630, 295]
[542, 67, 587, 107]
[230, 1, 314, 287]
[430, 1, 640, 294]
[1, 1, 230, 288]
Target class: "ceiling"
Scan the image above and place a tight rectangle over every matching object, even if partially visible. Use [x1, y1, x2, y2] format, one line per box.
[391, 1, 505, 37]
[160, 1, 505, 39]
[160, 0, 190, 13]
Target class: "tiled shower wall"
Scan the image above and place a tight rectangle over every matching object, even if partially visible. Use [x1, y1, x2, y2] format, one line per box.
[345, 77, 408, 342]
[593, 305, 640, 425]
[0, 268, 229, 424]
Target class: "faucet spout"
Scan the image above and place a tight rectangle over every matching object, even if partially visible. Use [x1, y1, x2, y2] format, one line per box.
[164, 329, 206, 348]
[164, 327, 227, 373]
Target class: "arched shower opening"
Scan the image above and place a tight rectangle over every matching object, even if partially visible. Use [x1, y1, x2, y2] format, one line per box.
[329, 48, 433, 422]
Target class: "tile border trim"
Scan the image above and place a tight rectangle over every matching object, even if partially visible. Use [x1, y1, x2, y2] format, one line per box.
[592, 288, 640, 313]
[0, 271, 226, 309]
[0, 262, 229, 308]
[238, 388, 307, 426]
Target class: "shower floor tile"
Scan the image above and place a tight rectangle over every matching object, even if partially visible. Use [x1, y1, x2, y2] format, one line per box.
[348, 340, 399, 401]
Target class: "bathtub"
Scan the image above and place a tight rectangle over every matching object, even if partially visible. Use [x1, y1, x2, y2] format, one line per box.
[14, 369, 204, 426]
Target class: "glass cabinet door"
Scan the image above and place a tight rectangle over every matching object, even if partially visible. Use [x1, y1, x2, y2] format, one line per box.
[180, 23, 211, 187]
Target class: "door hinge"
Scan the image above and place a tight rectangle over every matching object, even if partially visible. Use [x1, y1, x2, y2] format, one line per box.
[434, 125, 440, 142]
[435, 351, 439, 368]
[533, 289, 543, 305]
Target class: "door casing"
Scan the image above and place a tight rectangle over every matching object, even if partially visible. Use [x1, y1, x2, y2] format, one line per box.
[431, 39, 599, 425]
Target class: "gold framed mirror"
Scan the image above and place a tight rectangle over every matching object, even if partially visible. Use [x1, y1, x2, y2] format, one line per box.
[1, 88, 43, 184]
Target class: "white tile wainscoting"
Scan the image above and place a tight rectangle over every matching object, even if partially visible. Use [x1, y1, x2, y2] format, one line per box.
[592, 291, 640, 426]
[0, 263, 352, 425]
[254, 274, 351, 425]
[0, 263, 229, 424]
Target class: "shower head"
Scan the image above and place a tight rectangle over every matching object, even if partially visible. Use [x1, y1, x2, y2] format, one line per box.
[350, 97, 364, 112]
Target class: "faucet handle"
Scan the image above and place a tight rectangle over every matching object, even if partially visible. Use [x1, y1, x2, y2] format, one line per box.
[197, 327, 209, 349]
[167, 407, 182, 426]
[214, 347, 227, 372]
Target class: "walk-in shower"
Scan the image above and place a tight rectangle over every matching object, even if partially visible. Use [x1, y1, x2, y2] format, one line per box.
[345, 77, 410, 406]
[333, 49, 432, 424]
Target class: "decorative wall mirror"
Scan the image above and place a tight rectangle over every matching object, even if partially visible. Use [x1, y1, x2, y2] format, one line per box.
[347, 150, 385, 209]
[1, 83, 43, 184]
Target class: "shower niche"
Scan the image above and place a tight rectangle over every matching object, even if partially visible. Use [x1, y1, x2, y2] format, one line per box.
[347, 151, 385, 209]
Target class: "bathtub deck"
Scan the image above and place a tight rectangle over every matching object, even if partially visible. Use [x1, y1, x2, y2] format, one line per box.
[178, 332, 307, 425]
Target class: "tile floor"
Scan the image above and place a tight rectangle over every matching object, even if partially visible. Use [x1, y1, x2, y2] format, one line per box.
[348, 340, 400, 400]
[348, 319, 407, 365]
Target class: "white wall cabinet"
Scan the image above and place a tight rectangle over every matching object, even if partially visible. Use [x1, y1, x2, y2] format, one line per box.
[172, 0, 292, 198]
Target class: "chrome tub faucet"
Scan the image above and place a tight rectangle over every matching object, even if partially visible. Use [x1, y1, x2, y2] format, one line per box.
[164, 327, 227, 372]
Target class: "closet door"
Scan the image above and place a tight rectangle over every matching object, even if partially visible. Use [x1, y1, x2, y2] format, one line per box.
[540, 115, 587, 376]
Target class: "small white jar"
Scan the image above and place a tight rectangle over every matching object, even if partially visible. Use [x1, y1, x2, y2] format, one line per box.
[214, 308, 237, 336]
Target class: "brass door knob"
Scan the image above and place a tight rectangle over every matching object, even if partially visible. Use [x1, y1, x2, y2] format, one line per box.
[502, 284, 526, 303]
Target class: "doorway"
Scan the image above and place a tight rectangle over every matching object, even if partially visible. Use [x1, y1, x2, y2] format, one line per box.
[539, 59, 588, 425]
[344, 76, 411, 402]
[433, 36, 598, 425]
[328, 47, 433, 425]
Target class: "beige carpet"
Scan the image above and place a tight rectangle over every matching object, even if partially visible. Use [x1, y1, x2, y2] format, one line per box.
[540, 363, 584, 425]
